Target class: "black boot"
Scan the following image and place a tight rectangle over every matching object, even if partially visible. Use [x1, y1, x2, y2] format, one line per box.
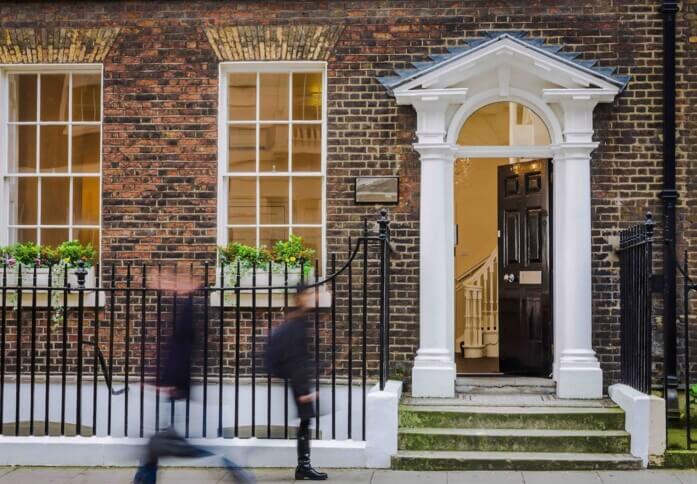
[295, 421, 327, 481]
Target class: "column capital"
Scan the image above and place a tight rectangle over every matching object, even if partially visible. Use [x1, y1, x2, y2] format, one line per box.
[552, 142, 599, 161]
[396, 89, 467, 145]
[413, 143, 456, 162]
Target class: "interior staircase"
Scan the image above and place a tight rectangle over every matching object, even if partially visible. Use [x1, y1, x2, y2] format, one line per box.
[392, 378, 642, 471]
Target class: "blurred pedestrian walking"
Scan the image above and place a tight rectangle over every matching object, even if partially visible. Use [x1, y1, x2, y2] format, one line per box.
[266, 284, 328, 481]
[133, 267, 255, 484]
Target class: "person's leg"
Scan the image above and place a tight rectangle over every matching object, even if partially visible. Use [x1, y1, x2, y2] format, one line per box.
[295, 415, 327, 480]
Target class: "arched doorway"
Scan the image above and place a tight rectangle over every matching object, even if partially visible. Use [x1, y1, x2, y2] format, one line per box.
[453, 101, 553, 376]
[382, 32, 626, 398]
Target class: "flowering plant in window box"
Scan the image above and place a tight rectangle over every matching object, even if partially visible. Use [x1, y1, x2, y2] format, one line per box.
[1, 241, 96, 289]
[217, 235, 316, 293]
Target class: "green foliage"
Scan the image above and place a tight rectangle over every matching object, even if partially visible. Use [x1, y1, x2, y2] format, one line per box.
[218, 242, 273, 269]
[1, 240, 95, 268]
[218, 234, 316, 274]
[5, 242, 41, 266]
[56, 240, 96, 268]
[273, 234, 315, 269]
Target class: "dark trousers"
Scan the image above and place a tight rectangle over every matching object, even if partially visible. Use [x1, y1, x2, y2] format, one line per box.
[145, 427, 212, 466]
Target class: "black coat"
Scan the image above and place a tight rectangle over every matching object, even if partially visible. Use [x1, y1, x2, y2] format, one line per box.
[160, 295, 195, 400]
[266, 311, 315, 420]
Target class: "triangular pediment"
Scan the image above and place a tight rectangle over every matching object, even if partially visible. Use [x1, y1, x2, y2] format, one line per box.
[379, 31, 628, 95]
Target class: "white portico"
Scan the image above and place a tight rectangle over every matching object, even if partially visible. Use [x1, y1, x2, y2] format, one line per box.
[379, 32, 628, 399]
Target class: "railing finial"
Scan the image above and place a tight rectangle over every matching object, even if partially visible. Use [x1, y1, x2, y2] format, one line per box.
[378, 208, 390, 241]
[76, 260, 88, 289]
[645, 211, 654, 239]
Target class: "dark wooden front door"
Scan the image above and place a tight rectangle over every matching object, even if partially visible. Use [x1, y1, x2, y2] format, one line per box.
[497, 160, 552, 376]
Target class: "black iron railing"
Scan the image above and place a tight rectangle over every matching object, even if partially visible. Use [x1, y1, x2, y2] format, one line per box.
[618, 212, 655, 394]
[678, 249, 697, 449]
[0, 210, 393, 441]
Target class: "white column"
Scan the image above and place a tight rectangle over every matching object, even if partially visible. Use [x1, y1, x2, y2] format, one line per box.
[396, 94, 462, 398]
[553, 99, 603, 398]
[412, 143, 457, 397]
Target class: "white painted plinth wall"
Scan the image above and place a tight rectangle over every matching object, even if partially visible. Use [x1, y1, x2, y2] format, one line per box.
[609, 383, 666, 467]
[0, 379, 402, 468]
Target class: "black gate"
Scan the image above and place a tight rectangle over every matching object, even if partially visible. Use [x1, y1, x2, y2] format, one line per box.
[617, 212, 655, 394]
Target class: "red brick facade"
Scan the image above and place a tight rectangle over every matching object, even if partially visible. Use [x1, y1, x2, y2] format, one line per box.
[1, 0, 695, 388]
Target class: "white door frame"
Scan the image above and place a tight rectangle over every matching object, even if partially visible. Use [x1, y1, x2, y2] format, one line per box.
[388, 37, 623, 399]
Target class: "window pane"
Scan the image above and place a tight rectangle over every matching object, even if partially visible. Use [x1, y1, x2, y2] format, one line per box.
[228, 125, 256, 172]
[41, 228, 69, 248]
[228, 73, 256, 121]
[227, 177, 256, 225]
[291, 125, 321, 172]
[8, 125, 37, 173]
[41, 177, 69, 225]
[457, 102, 551, 146]
[40, 74, 68, 121]
[10, 227, 37, 244]
[292, 227, 322, 272]
[72, 74, 101, 121]
[259, 73, 289, 121]
[72, 125, 100, 173]
[259, 227, 288, 250]
[39, 125, 68, 172]
[292, 177, 322, 224]
[9, 74, 37, 122]
[227, 227, 256, 247]
[74, 228, 99, 260]
[10, 177, 38, 225]
[259, 124, 288, 172]
[259, 176, 289, 224]
[73, 177, 100, 225]
[292, 72, 322, 121]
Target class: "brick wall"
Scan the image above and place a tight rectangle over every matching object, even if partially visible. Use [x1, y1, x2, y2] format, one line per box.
[0, 0, 694, 388]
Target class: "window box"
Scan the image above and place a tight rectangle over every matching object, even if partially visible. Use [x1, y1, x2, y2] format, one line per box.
[210, 265, 331, 307]
[3, 266, 96, 289]
[218, 265, 312, 290]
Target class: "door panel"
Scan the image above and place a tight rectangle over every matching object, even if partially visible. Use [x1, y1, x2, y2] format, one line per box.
[497, 159, 552, 376]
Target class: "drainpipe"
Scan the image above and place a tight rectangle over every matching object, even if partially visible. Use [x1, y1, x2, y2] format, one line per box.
[660, 0, 679, 421]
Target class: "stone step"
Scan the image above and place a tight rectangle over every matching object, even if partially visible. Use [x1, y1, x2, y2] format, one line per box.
[399, 405, 625, 430]
[391, 450, 643, 471]
[398, 427, 630, 454]
[403, 395, 616, 407]
[455, 376, 556, 394]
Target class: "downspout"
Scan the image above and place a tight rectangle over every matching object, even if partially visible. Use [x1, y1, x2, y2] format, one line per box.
[660, 0, 679, 421]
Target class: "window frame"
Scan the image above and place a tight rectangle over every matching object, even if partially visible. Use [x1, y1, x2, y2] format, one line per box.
[0, 63, 103, 260]
[218, 61, 327, 274]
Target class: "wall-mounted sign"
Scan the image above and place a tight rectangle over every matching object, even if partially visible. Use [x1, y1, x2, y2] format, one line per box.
[354, 176, 399, 204]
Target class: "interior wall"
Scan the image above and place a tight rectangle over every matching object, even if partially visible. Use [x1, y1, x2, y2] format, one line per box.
[453, 157, 509, 349]
[454, 157, 508, 277]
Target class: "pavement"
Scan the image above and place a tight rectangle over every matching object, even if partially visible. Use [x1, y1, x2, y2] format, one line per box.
[0, 468, 695, 483]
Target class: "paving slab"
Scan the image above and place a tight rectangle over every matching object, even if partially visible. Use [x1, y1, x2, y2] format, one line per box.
[522, 470, 603, 484]
[372, 469, 448, 484]
[446, 471, 523, 483]
[674, 470, 697, 484]
[596, 470, 683, 484]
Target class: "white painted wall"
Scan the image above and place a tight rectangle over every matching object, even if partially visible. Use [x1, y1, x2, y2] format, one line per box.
[0, 379, 402, 468]
[609, 383, 666, 467]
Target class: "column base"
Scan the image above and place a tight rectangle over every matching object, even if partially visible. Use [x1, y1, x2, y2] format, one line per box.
[557, 350, 603, 399]
[411, 350, 455, 398]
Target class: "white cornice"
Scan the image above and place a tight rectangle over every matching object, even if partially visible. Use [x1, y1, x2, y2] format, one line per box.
[394, 88, 469, 105]
[543, 88, 618, 104]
